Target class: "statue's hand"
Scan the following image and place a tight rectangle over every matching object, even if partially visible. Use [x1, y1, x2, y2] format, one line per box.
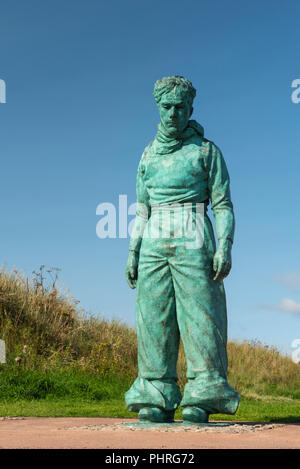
[126, 250, 139, 289]
[213, 240, 232, 282]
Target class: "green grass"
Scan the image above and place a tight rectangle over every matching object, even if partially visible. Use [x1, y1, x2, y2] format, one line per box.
[0, 398, 299, 423]
[0, 366, 132, 401]
[217, 398, 300, 423]
[0, 399, 134, 418]
[0, 367, 299, 422]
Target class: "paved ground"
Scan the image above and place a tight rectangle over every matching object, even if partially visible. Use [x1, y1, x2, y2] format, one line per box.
[0, 417, 299, 449]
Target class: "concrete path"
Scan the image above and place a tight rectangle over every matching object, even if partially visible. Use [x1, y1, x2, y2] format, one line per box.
[0, 417, 299, 449]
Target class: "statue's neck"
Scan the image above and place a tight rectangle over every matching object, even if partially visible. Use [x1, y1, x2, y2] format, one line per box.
[158, 122, 188, 140]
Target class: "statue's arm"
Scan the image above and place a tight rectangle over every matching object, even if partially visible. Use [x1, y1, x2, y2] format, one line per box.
[207, 143, 235, 281]
[126, 155, 150, 289]
[129, 159, 150, 253]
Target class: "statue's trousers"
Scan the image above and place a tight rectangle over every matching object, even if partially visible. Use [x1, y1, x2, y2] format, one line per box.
[125, 205, 240, 415]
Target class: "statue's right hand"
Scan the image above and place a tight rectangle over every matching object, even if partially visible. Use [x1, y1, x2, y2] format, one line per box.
[126, 251, 139, 289]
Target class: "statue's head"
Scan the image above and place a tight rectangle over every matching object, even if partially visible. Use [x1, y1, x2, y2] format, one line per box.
[153, 75, 196, 135]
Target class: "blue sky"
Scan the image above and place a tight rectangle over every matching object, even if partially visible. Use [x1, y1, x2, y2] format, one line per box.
[0, 0, 300, 355]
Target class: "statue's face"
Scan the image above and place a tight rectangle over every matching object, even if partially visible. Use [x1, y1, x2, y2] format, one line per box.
[158, 89, 193, 135]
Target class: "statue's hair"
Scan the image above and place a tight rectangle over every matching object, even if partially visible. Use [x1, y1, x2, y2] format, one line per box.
[153, 75, 196, 106]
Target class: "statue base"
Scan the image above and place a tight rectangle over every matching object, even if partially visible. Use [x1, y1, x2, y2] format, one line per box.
[123, 421, 232, 429]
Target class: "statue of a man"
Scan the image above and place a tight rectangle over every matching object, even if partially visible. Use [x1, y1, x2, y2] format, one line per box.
[125, 76, 240, 423]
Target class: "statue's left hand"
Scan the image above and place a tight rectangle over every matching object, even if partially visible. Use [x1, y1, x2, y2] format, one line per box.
[213, 241, 232, 282]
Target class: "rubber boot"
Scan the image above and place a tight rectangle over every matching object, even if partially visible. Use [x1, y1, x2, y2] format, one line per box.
[182, 406, 209, 423]
[138, 407, 175, 423]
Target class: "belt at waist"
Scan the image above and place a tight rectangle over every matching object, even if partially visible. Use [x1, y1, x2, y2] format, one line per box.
[151, 200, 208, 213]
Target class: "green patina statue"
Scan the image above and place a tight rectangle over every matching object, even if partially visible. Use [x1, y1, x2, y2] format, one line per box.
[125, 76, 240, 423]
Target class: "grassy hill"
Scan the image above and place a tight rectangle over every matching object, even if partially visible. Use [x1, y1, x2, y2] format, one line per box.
[0, 265, 299, 421]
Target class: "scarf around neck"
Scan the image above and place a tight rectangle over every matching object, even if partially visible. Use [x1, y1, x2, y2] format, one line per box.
[152, 119, 204, 155]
